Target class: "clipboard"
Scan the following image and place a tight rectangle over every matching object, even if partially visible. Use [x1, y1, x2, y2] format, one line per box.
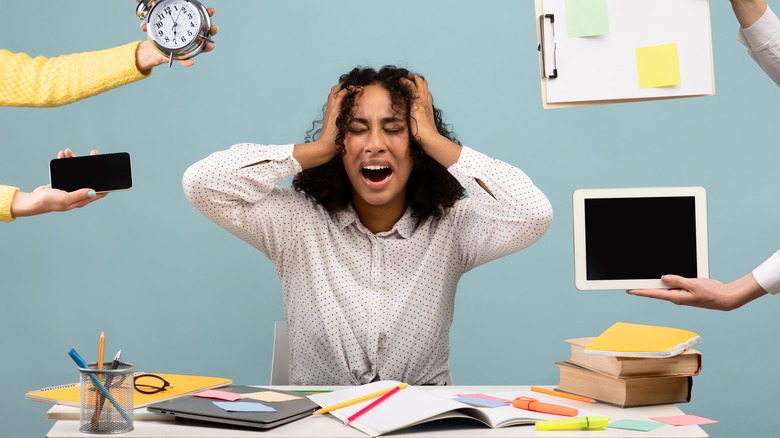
[534, 0, 715, 109]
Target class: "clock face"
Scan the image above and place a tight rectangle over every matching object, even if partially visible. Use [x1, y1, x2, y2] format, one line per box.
[148, 0, 203, 51]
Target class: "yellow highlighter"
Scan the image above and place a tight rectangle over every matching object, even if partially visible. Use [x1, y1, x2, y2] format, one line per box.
[535, 416, 609, 431]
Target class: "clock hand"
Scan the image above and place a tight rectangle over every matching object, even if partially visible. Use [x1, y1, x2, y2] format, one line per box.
[172, 7, 184, 38]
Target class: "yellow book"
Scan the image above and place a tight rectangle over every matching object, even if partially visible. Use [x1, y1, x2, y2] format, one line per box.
[584, 322, 701, 358]
[26, 373, 232, 408]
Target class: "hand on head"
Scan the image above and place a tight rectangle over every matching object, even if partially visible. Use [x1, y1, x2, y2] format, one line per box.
[398, 74, 462, 169]
[319, 83, 353, 153]
[400, 75, 440, 147]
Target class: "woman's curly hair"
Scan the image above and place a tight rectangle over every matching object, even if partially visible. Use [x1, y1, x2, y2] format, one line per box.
[292, 66, 465, 221]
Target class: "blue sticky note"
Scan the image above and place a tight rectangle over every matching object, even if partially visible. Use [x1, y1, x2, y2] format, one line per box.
[453, 396, 508, 408]
[213, 401, 276, 413]
[608, 419, 665, 432]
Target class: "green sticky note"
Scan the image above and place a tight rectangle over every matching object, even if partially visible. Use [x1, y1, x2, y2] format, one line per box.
[608, 419, 665, 432]
[636, 43, 681, 88]
[566, 0, 609, 37]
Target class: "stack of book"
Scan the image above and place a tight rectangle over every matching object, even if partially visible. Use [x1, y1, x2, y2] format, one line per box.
[555, 323, 702, 408]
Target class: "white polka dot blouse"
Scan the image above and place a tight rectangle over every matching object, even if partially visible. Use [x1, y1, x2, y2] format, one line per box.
[183, 143, 552, 385]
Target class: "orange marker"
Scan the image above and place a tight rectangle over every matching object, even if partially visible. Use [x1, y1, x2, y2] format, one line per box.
[512, 397, 578, 417]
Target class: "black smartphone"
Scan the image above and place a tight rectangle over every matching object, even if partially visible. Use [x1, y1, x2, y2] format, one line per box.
[49, 152, 133, 192]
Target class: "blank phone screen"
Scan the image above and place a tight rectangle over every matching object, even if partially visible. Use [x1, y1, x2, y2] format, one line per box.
[49, 152, 132, 192]
[584, 196, 698, 280]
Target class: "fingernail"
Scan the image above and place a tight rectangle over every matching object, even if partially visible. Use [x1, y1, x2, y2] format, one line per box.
[88, 191, 96, 198]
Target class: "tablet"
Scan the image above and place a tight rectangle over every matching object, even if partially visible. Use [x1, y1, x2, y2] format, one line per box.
[573, 187, 708, 290]
[147, 386, 318, 429]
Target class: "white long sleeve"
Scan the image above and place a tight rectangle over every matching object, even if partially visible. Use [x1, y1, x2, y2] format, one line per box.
[737, 5, 780, 85]
[753, 250, 780, 294]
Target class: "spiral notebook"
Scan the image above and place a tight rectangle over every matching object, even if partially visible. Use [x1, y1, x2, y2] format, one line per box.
[26, 373, 232, 408]
[585, 322, 702, 358]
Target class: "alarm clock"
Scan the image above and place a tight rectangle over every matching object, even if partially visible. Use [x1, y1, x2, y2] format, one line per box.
[136, 0, 212, 63]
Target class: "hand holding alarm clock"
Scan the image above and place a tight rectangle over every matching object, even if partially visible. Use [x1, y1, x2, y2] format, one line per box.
[136, 0, 216, 67]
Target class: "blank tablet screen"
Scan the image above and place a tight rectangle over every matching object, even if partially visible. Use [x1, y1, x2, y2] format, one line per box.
[584, 196, 697, 280]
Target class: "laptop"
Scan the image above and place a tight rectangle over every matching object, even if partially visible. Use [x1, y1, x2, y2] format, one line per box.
[147, 385, 319, 429]
[572, 187, 709, 290]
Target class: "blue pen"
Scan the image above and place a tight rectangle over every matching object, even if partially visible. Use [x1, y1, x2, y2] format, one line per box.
[68, 348, 132, 425]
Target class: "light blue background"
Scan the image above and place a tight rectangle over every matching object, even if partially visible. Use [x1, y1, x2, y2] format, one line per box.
[1, 1, 778, 436]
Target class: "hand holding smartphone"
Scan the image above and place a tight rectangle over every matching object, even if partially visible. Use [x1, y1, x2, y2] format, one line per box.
[49, 152, 133, 193]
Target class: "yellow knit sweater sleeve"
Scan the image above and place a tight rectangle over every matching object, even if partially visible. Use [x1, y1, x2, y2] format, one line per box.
[0, 41, 149, 107]
[0, 185, 20, 222]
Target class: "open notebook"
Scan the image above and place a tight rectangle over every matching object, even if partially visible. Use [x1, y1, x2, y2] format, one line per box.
[308, 381, 596, 437]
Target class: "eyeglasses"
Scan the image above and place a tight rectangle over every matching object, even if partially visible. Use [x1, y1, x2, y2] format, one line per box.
[134, 374, 173, 394]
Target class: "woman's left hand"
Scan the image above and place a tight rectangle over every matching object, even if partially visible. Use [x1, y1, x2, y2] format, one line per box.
[402, 75, 442, 148]
[401, 75, 462, 168]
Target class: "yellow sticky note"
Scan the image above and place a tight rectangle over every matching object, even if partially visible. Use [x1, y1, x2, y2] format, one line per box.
[240, 391, 302, 403]
[635, 43, 681, 88]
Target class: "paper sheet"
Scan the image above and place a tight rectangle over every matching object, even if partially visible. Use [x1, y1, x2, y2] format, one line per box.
[452, 396, 507, 408]
[193, 390, 244, 402]
[650, 414, 717, 426]
[212, 401, 276, 413]
[608, 419, 665, 432]
[636, 43, 681, 88]
[241, 391, 302, 402]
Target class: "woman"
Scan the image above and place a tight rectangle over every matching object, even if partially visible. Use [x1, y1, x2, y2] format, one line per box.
[183, 66, 552, 385]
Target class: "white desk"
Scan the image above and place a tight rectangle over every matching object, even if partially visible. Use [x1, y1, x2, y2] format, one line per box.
[45, 386, 709, 437]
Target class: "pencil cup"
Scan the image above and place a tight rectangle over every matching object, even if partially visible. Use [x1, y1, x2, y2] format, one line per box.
[78, 361, 134, 434]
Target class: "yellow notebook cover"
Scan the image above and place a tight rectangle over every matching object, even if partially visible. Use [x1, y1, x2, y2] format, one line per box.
[26, 373, 232, 408]
[584, 322, 701, 358]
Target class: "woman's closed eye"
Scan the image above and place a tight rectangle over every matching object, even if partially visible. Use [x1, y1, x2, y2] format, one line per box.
[348, 124, 368, 134]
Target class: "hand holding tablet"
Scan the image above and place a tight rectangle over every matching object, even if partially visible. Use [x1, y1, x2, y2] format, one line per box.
[572, 187, 709, 291]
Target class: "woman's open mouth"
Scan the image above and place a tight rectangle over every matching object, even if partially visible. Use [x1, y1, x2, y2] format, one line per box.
[362, 165, 392, 183]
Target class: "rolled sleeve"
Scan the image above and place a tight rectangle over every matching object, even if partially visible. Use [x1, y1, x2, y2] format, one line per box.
[0, 185, 20, 222]
[752, 250, 780, 295]
[737, 6, 780, 86]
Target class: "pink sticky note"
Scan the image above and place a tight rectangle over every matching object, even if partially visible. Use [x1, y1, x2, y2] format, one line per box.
[193, 390, 245, 402]
[649, 415, 717, 426]
[456, 394, 512, 404]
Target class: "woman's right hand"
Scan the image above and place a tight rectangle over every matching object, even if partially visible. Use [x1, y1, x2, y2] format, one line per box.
[318, 83, 352, 152]
[293, 83, 353, 169]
